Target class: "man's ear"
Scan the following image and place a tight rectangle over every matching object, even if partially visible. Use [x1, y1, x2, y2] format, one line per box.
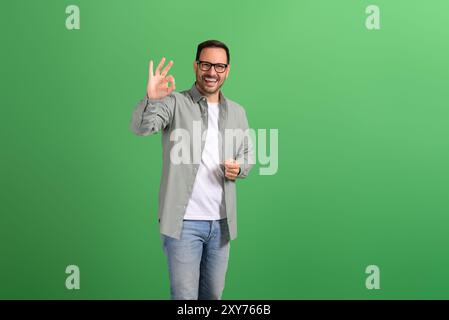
[193, 60, 197, 73]
[225, 64, 231, 79]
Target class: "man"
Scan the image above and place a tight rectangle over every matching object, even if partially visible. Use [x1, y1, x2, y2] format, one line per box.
[130, 40, 254, 300]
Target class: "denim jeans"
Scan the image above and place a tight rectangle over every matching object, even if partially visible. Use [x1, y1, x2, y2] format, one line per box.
[161, 219, 231, 300]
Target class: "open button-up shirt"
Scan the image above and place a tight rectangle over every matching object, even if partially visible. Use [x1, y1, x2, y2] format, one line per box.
[130, 83, 254, 240]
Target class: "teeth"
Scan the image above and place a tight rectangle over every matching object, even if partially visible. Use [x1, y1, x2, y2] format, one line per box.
[205, 77, 217, 82]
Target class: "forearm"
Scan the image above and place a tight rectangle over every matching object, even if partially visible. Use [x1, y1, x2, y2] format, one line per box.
[129, 94, 174, 136]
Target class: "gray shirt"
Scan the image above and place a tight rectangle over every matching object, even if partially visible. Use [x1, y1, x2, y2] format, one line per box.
[129, 83, 254, 240]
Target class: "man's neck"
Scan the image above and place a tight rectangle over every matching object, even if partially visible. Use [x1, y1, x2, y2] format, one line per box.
[207, 95, 220, 103]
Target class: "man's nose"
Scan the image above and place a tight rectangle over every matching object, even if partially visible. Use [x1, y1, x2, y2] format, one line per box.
[205, 67, 217, 76]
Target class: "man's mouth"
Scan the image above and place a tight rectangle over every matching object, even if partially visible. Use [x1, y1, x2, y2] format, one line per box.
[203, 76, 218, 86]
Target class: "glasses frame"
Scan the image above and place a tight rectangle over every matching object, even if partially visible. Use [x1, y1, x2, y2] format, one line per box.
[196, 60, 228, 73]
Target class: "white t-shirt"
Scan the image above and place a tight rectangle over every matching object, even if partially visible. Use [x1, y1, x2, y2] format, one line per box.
[184, 102, 226, 220]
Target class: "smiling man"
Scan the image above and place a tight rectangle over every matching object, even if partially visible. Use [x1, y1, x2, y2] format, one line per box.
[130, 40, 254, 300]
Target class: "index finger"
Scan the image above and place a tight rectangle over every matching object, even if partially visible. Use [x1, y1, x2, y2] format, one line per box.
[224, 159, 237, 165]
[225, 162, 239, 169]
[161, 60, 173, 77]
[155, 57, 166, 75]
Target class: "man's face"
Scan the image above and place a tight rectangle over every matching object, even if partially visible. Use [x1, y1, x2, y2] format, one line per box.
[194, 47, 230, 96]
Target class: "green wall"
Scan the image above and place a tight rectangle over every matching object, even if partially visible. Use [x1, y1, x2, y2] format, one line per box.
[1, 0, 449, 299]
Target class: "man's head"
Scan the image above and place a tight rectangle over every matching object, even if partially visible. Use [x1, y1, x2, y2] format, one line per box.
[194, 40, 230, 97]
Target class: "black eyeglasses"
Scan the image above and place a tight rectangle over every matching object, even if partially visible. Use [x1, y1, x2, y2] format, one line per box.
[196, 60, 228, 73]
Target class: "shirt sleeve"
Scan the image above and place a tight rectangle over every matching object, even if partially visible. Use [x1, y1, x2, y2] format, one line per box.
[236, 109, 255, 179]
[129, 94, 176, 136]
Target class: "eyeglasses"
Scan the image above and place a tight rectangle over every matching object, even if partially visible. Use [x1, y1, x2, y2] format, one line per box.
[196, 60, 228, 73]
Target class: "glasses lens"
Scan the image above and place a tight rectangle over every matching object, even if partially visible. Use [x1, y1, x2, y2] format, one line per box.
[200, 62, 211, 71]
[215, 64, 226, 73]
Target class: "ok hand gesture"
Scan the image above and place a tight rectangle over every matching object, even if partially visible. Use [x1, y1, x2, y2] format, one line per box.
[146, 57, 176, 99]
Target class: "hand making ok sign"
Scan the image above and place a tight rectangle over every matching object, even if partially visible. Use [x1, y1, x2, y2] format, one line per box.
[146, 57, 176, 99]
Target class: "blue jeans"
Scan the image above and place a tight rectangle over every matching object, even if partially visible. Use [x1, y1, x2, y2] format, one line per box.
[161, 219, 231, 300]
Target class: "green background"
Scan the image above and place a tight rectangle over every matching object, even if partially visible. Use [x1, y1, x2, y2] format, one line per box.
[1, 0, 449, 299]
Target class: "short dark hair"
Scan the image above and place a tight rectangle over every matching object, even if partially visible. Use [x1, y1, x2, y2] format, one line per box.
[196, 40, 230, 64]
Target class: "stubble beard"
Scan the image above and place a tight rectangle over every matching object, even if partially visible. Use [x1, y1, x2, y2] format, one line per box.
[196, 73, 224, 96]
